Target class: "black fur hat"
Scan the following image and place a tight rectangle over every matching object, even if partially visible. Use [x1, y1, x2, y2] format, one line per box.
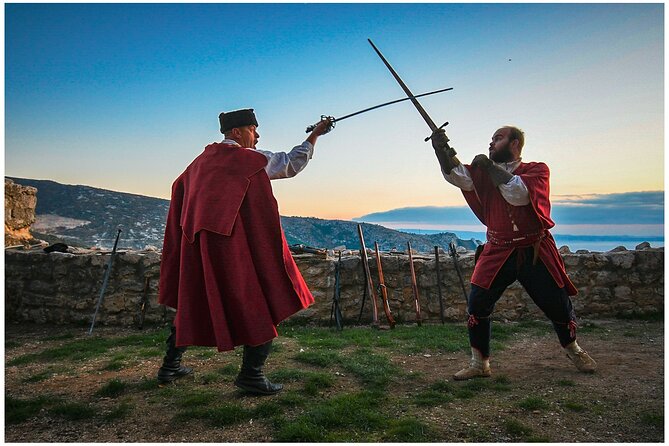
[219, 109, 258, 134]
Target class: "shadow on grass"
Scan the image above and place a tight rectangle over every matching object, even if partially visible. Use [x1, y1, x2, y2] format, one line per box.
[7, 329, 167, 366]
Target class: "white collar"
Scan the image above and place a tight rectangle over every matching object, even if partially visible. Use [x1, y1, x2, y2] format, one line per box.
[221, 139, 241, 147]
[494, 158, 522, 173]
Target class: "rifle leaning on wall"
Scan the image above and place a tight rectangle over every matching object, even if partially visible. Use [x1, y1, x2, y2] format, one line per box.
[449, 241, 469, 304]
[434, 246, 446, 324]
[407, 241, 422, 326]
[88, 228, 122, 335]
[137, 276, 151, 330]
[330, 251, 344, 331]
[357, 224, 380, 328]
[374, 242, 396, 329]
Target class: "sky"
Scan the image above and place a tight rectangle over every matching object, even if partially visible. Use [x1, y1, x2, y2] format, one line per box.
[356, 190, 664, 237]
[4, 3, 665, 236]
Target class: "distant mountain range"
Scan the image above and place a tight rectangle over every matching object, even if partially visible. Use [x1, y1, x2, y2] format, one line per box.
[8, 177, 480, 251]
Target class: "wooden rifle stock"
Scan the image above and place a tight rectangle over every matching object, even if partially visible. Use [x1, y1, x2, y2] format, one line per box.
[330, 251, 343, 331]
[138, 276, 151, 330]
[407, 242, 422, 326]
[374, 242, 396, 329]
[449, 241, 469, 303]
[357, 224, 379, 327]
[434, 246, 445, 324]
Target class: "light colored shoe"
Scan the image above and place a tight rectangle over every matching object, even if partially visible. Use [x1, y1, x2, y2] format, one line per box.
[453, 363, 492, 381]
[566, 349, 597, 373]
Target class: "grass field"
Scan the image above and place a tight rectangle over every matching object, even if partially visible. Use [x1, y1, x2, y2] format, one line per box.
[5, 318, 664, 442]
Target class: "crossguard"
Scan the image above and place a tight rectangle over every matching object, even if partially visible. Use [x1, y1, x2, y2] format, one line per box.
[424, 121, 449, 142]
[305, 115, 336, 133]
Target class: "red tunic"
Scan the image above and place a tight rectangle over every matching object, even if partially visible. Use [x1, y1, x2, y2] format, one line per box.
[462, 162, 577, 296]
[158, 142, 315, 351]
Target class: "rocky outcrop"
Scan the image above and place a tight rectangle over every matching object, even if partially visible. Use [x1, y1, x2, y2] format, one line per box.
[5, 179, 37, 247]
[4, 245, 663, 327]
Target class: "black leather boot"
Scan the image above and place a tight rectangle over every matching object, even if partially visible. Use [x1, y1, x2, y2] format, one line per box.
[234, 340, 283, 395]
[157, 326, 193, 383]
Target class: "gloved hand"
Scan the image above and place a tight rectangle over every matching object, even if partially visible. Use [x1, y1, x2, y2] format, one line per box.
[431, 129, 454, 154]
[472, 154, 512, 187]
[471, 154, 493, 170]
[431, 129, 459, 174]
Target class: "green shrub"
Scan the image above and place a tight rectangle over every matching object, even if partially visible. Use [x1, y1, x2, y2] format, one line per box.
[503, 418, 533, 436]
[517, 396, 549, 410]
[49, 402, 96, 420]
[6, 395, 55, 424]
[96, 379, 127, 398]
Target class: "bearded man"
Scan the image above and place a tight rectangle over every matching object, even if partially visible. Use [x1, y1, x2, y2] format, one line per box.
[157, 109, 331, 394]
[431, 126, 596, 380]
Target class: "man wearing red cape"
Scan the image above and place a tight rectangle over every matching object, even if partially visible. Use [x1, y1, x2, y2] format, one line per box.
[156, 109, 331, 394]
[431, 126, 597, 380]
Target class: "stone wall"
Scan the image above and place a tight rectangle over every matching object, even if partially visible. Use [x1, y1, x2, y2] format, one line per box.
[5, 246, 663, 327]
[5, 179, 37, 247]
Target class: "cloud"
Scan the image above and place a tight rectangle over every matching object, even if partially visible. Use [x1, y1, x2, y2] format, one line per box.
[354, 205, 480, 225]
[551, 191, 663, 224]
[355, 191, 664, 226]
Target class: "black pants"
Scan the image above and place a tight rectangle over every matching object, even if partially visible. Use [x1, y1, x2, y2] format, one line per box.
[468, 247, 577, 358]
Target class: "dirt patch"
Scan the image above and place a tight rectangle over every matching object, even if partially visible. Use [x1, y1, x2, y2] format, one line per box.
[4, 319, 664, 442]
[403, 320, 664, 442]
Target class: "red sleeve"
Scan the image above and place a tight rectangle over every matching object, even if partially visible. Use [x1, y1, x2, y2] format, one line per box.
[158, 177, 185, 309]
[518, 162, 555, 229]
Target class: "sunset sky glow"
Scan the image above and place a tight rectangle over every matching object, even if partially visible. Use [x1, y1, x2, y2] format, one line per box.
[5, 3, 664, 236]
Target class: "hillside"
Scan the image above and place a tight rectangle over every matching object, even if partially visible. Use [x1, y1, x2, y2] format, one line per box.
[281, 216, 479, 251]
[8, 177, 479, 251]
[8, 177, 170, 249]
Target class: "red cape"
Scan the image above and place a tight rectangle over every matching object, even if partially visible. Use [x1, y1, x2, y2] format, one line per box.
[158, 142, 314, 351]
[462, 161, 577, 296]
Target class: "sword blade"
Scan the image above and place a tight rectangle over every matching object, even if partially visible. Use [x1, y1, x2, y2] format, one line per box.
[335, 87, 452, 122]
[305, 86, 452, 133]
[368, 39, 438, 131]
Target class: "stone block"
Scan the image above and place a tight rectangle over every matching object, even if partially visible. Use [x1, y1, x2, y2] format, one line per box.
[563, 254, 581, 266]
[609, 252, 635, 269]
[3, 247, 665, 326]
[614, 285, 632, 300]
[122, 253, 143, 265]
[27, 280, 54, 294]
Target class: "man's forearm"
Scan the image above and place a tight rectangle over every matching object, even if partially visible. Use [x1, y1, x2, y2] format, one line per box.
[431, 128, 461, 175]
[443, 163, 475, 191]
[259, 141, 314, 179]
[498, 176, 530, 205]
[486, 164, 513, 187]
[434, 146, 461, 174]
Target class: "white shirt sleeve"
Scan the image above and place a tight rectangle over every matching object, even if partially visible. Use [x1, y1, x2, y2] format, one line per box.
[443, 161, 530, 206]
[498, 175, 530, 206]
[256, 141, 314, 180]
[443, 163, 474, 191]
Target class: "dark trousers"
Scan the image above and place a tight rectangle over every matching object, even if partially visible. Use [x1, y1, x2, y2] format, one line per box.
[468, 247, 577, 358]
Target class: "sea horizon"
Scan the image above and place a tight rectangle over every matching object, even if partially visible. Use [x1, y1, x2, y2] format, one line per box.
[399, 229, 664, 252]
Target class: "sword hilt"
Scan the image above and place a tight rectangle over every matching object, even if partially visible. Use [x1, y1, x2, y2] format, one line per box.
[424, 121, 449, 142]
[305, 115, 335, 133]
